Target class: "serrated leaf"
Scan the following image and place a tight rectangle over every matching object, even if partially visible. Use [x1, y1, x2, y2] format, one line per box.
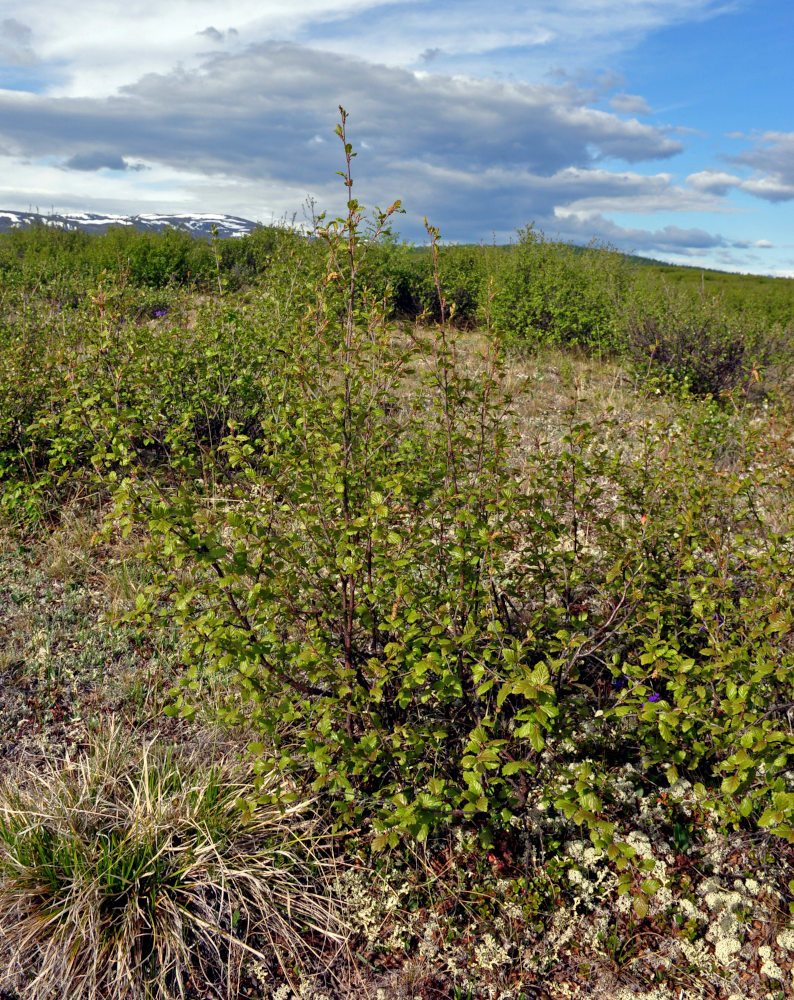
[371, 833, 390, 851]
[496, 681, 513, 710]
[515, 720, 545, 751]
[758, 808, 783, 828]
[554, 797, 577, 819]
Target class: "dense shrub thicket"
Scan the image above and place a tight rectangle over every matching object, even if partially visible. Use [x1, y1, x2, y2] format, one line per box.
[636, 258, 794, 330]
[2, 201, 791, 396]
[0, 220, 304, 293]
[1, 117, 793, 897]
[486, 226, 632, 352]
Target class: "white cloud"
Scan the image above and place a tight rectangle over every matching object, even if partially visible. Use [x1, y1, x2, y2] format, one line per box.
[0, 43, 681, 183]
[688, 135, 794, 203]
[0, 17, 37, 66]
[549, 209, 732, 254]
[739, 174, 794, 202]
[1, 0, 738, 98]
[730, 238, 773, 249]
[609, 92, 651, 115]
[730, 130, 794, 180]
[0, 41, 704, 253]
[686, 168, 741, 195]
[197, 27, 237, 44]
[286, 0, 736, 80]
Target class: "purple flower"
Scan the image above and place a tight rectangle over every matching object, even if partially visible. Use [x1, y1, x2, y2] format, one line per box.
[647, 692, 661, 704]
[700, 613, 725, 633]
[154, 309, 168, 318]
[612, 676, 626, 690]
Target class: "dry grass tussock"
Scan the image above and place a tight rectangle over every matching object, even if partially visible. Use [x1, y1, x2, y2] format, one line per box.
[0, 725, 349, 1000]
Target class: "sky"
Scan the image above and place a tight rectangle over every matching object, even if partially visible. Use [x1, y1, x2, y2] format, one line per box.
[0, 1, 792, 274]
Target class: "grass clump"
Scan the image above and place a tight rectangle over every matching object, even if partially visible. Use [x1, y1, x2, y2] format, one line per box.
[0, 726, 347, 1000]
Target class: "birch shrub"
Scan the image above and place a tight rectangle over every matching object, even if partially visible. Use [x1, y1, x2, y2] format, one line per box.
[102, 115, 794, 854]
[624, 285, 786, 398]
[489, 225, 629, 352]
[118, 116, 563, 843]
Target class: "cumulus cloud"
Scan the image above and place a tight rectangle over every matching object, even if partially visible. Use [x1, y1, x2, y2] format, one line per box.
[63, 151, 146, 171]
[557, 212, 730, 254]
[0, 18, 38, 66]
[11, 0, 737, 100]
[609, 92, 651, 115]
[727, 132, 794, 201]
[553, 167, 725, 217]
[688, 134, 794, 203]
[0, 42, 681, 181]
[739, 175, 794, 202]
[198, 26, 224, 43]
[731, 238, 773, 249]
[686, 168, 740, 195]
[730, 131, 794, 179]
[0, 40, 699, 252]
[198, 26, 239, 44]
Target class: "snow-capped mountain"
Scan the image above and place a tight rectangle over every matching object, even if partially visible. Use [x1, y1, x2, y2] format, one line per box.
[0, 209, 259, 239]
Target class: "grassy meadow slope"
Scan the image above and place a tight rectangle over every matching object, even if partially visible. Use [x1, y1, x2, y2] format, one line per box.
[1, 143, 793, 999]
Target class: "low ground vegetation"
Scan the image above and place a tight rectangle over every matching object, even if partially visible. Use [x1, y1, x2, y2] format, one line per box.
[0, 116, 793, 998]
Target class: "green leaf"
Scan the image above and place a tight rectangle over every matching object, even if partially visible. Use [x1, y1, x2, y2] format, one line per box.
[515, 721, 545, 751]
[721, 774, 741, 795]
[758, 807, 783, 828]
[554, 797, 578, 819]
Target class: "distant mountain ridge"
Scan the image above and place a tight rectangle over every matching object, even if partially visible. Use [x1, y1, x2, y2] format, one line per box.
[0, 209, 259, 239]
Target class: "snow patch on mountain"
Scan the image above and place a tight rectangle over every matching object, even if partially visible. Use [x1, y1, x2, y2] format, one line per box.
[0, 210, 259, 238]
